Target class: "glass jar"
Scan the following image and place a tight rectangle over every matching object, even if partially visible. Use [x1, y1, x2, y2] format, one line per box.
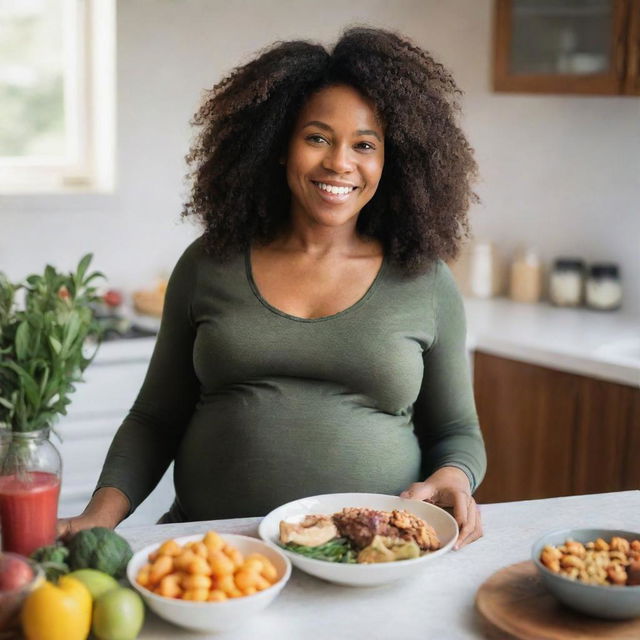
[0, 428, 62, 556]
[469, 241, 503, 299]
[549, 258, 585, 307]
[509, 248, 543, 303]
[586, 264, 622, 311]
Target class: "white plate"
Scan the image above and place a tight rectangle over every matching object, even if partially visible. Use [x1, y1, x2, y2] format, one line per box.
[127, 533, 291, 633]
[259, 492, 458, 587]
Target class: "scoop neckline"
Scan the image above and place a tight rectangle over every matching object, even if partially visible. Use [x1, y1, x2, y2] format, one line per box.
[244, 249, 387, 323]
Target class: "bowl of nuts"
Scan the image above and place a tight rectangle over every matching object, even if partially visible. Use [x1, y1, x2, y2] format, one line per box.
[532, 528, 640, 620]
[127, 531, 291, 633]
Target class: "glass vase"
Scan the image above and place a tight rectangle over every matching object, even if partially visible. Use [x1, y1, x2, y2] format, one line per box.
[0, 428, 62, 556]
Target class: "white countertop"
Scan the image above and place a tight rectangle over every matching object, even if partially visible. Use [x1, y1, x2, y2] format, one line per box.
[118, 490, 640, 640]
[465, 297, 639, 387]
[91, 298, 640, 387]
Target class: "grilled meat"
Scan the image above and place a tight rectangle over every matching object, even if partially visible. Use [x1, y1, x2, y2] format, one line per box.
[389, 509, 441, 551]
[333, 507, 440, 551]
[332, 507, 396, 549]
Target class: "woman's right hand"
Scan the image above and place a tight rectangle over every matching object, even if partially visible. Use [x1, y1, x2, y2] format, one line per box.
[56, 514, 102, 541]
[57, 487, 131, 541]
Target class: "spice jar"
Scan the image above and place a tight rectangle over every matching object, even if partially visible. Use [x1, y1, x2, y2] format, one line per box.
[468, 241, 503, 299]
[549, 258, 584, 307]
[586, 263, 622, 311]
[509, 248, 543, 303]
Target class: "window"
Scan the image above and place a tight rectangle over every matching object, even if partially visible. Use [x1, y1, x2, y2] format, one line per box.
[0, 0, 115, 193]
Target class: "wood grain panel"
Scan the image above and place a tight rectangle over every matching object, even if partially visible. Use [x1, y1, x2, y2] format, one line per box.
[626, 0, 640, 94]
[473, 351, 579, 503]
[623, 386, 640, 489]
[476, 561, 640, 639]
[573, 377, 640, 494]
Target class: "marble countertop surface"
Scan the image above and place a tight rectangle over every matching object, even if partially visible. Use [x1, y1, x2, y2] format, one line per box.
[465, 298, 640, 387]
[118, 490, 640, 640]
[465, 297, 639, 387]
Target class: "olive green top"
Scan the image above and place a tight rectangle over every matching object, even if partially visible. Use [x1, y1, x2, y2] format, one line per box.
[97, 238, 486, 521]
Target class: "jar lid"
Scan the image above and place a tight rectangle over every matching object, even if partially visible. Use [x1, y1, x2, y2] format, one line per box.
[589, 263, 620, 278]
[553, 258, 585, 271]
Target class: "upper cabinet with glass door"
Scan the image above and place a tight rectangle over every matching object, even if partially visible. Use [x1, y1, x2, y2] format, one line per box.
[493, 0, 640, 94]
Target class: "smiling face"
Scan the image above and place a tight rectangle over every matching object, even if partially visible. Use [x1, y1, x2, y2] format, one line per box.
[285, 84, 385, 233]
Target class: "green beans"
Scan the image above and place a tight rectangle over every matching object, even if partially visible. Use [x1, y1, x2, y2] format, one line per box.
[281, 538, 357, 564]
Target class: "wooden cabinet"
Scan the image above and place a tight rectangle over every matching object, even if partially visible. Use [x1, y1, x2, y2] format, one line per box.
[573, 375, 640, 494]
[493, 0, 640, 95]
[473, 350, 640, 503]
[626, 0, 640, 92]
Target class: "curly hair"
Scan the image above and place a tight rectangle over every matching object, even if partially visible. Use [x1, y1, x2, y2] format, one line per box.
[182, 27, 478, 273]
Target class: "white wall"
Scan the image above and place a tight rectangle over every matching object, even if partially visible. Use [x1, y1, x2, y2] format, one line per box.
[2, 0, 639, 311]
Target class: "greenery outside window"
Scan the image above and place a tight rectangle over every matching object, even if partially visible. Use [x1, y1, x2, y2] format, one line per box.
[0, 0, 115, 193]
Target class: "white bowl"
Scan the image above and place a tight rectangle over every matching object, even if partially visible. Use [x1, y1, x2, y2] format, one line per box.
[126, 533, 291, 633]
[259, 492, 458, 587]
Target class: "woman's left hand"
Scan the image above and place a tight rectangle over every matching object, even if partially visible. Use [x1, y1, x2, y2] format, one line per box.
[400, 466, 483, 550]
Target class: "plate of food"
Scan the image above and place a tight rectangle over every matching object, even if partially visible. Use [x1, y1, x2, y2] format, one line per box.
[258, 493, 458, 586]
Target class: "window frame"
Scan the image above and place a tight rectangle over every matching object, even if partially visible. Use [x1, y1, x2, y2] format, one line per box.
[0, 0, 116, 194]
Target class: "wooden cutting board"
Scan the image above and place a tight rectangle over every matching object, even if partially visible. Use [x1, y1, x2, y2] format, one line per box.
[475, 561, 640, 640]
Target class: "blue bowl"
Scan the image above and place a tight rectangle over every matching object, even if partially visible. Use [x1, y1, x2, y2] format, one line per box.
[532, 528, 640, 620]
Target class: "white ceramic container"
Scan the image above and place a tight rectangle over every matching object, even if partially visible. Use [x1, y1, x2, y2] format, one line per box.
[532, 528, 640, 620]
[127, 533, 291, 633]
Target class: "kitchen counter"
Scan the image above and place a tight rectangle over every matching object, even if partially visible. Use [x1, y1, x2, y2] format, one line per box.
[464, 297, 640, 387]
[118, 490, 640, 640]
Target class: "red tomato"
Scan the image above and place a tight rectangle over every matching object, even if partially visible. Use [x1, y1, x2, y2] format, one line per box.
[103, 289, 123, 308]
[0, 553, 34, 592]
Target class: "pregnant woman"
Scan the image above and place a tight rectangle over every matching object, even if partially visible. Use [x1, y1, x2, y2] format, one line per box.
[59, 27, 486, 549]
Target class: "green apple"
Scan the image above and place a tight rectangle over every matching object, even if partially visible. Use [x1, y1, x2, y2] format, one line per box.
[92, 587, 145, 640]
[67, 568, 119, 600]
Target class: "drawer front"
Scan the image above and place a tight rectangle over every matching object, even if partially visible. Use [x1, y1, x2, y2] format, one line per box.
[58, 496, 91, 519]
[53, 353, 175, 524]
[64, 361, 149, 419]
[58, 429, 115, 496]
[57, 415, 122, 443]
[58, 436, 111, 519]
[58, 465, 175, 526]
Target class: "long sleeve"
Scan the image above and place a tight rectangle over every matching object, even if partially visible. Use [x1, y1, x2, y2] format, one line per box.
[95, 240, 201, 513]
[412, 261, 486, 493]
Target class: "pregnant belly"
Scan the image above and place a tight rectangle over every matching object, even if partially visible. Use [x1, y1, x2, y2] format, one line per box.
[173, 380, 421, 520]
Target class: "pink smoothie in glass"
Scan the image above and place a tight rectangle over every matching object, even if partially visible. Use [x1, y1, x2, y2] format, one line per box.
[0, 471, 60, 556]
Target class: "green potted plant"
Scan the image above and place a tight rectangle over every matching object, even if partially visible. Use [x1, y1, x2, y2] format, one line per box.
[0, 255, 104, 555]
